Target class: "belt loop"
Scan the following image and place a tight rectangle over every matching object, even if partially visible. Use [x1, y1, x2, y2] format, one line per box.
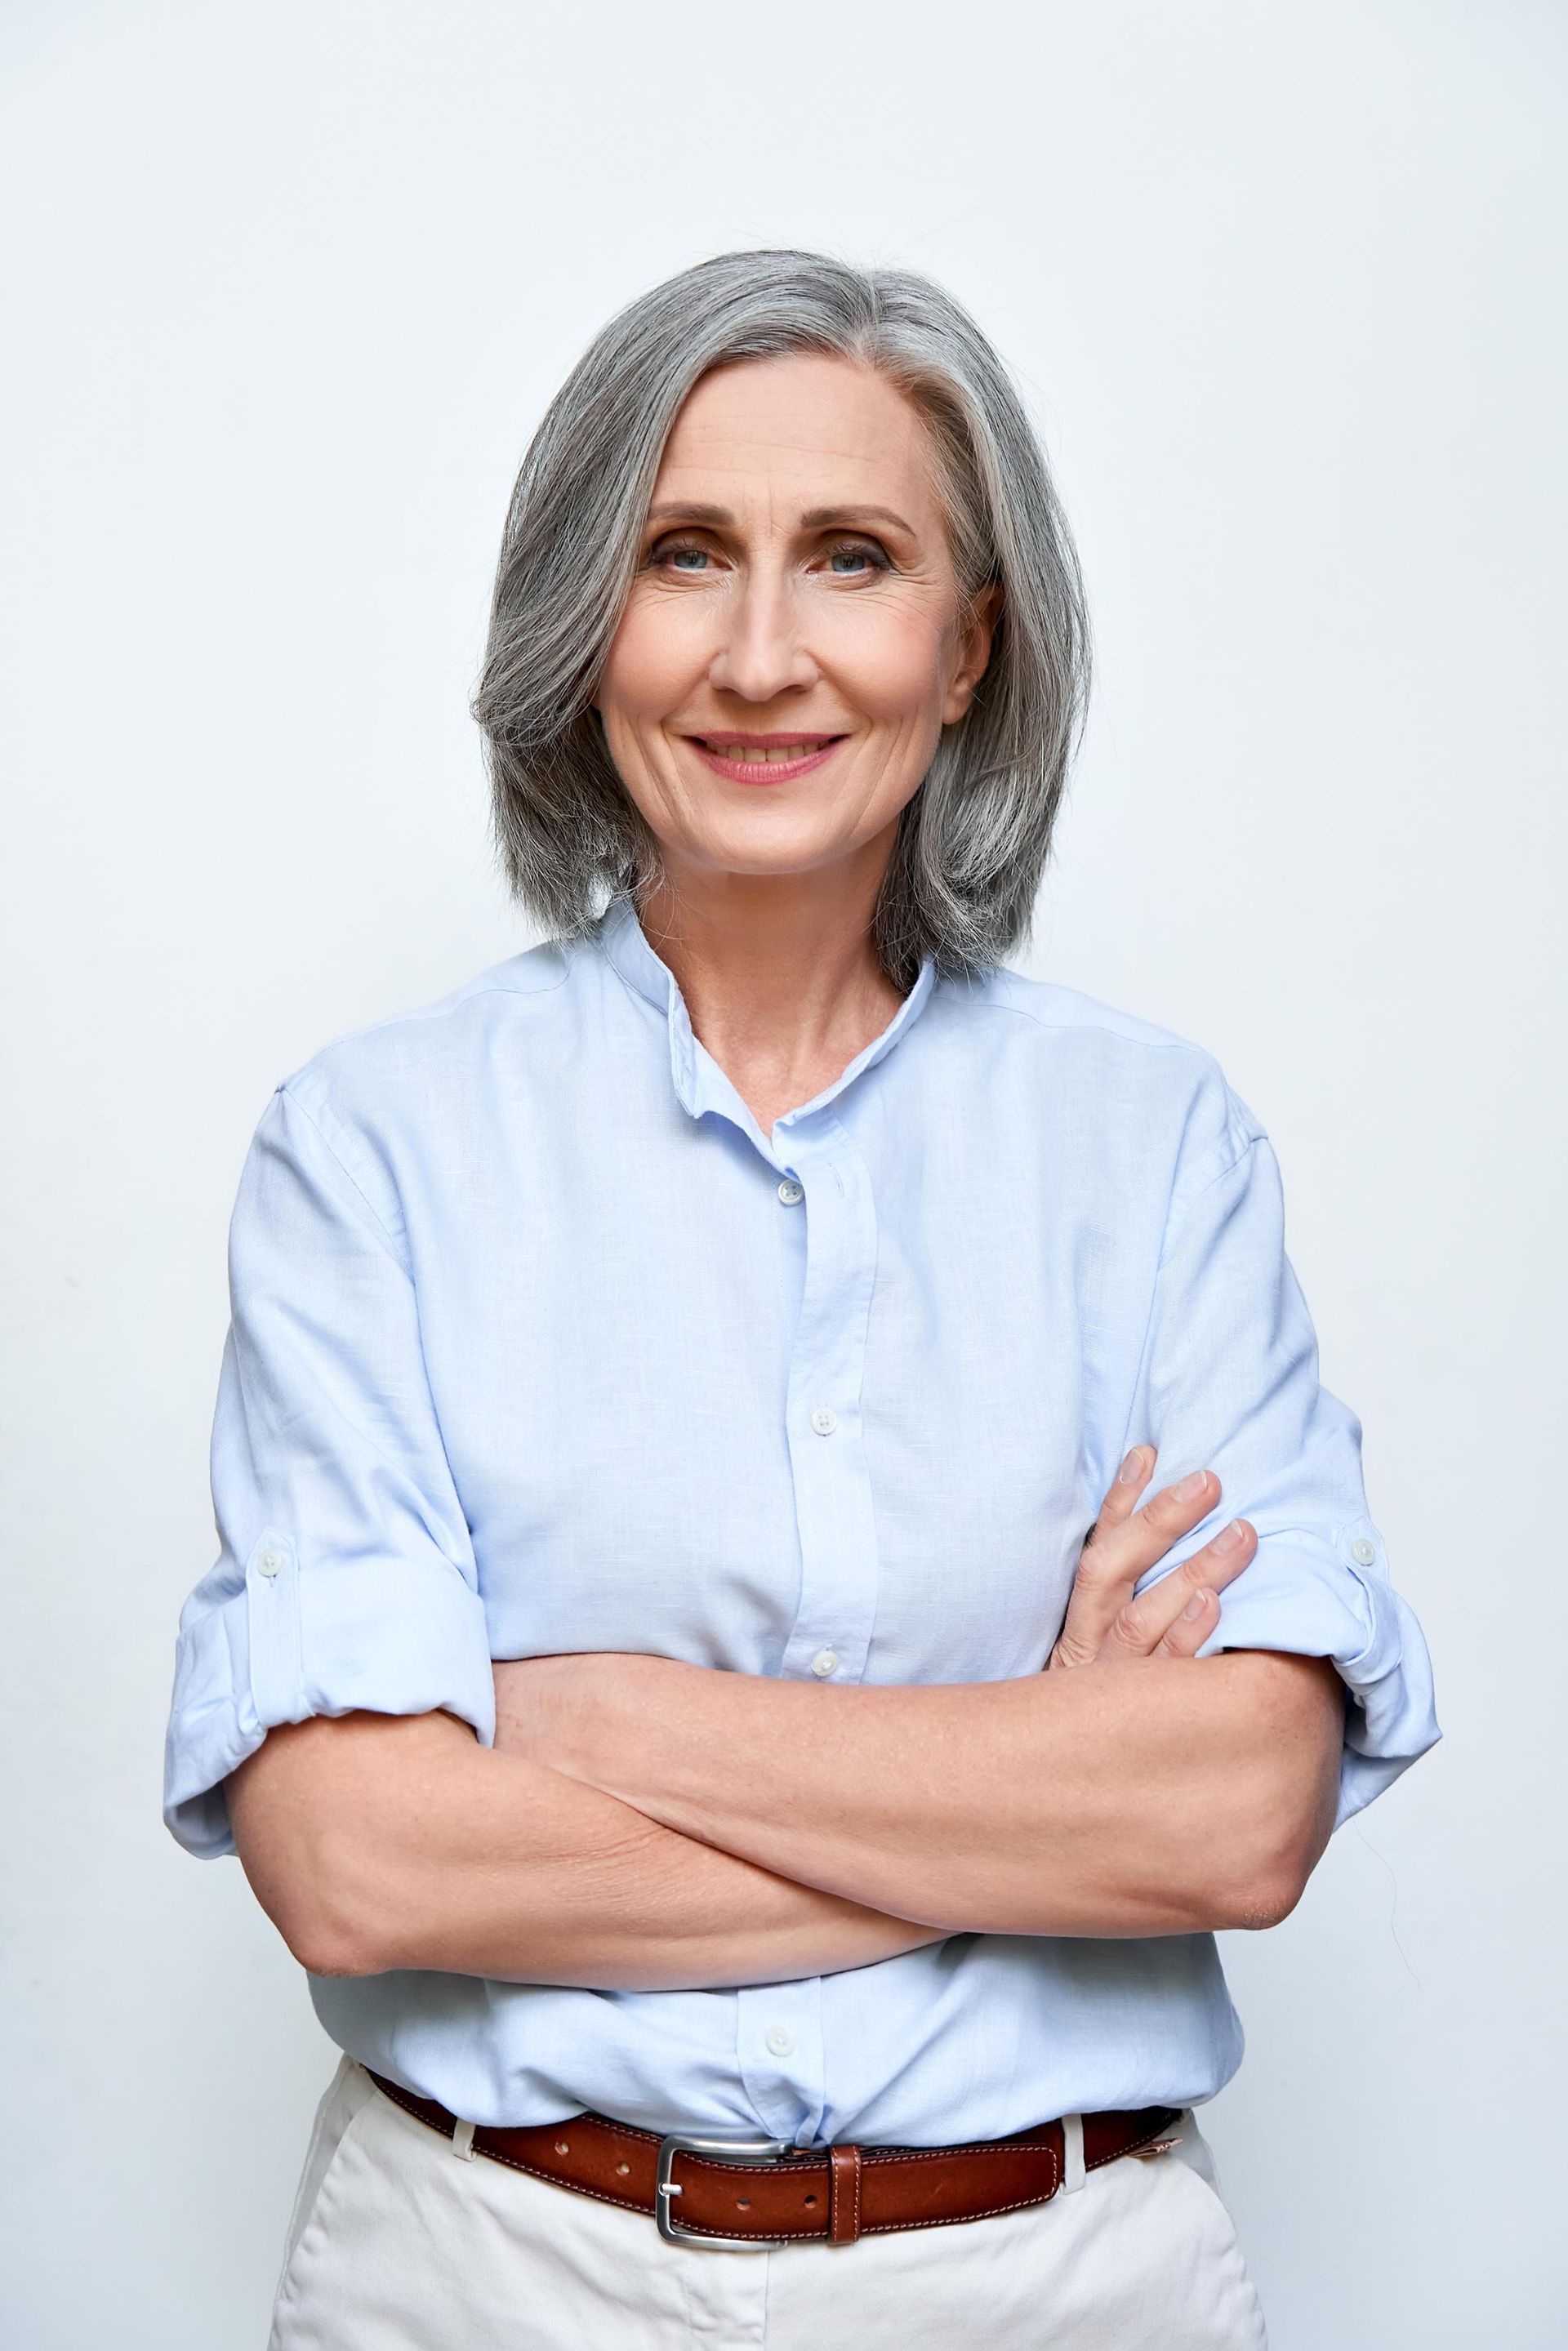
[1061, 2113, 1085, 2194]
[828, 2144, 862, 2244]
[452, 2118, 477, 2162]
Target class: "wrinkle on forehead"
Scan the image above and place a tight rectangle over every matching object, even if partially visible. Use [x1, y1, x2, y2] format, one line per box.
[652, 356, 942, 535]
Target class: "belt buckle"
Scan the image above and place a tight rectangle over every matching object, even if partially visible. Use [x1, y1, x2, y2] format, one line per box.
[655, 2131, 798, 2251]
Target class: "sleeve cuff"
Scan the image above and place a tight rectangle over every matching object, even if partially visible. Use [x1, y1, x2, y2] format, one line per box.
[1166, 1518, 1441, 1829]
[163, 1537, 497, 1859]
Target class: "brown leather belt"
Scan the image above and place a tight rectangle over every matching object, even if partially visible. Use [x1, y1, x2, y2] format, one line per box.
[364, 2068, 1181, 2248]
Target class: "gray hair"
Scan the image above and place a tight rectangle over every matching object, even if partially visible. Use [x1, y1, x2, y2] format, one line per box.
[472, 247, 1091, 989]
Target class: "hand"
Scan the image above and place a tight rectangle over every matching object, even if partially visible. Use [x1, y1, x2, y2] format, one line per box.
[1048, 1449, 1256, 1670]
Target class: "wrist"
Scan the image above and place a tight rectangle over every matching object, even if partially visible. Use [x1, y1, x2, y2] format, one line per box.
[492, 1652, 693, 1792]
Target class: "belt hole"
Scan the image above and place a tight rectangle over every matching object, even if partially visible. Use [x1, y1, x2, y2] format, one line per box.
[555, 2140, 569, 2156]
[737, 2197, 751, 2209]
[804, 2194, 817, 2207]
[617, 2162, 630, 2176]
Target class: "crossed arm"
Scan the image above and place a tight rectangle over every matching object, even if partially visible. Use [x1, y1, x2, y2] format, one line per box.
[227, 1450, 1343, 1989]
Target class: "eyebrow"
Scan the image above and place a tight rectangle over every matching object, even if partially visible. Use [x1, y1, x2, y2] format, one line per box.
[644, 501, 917, 536]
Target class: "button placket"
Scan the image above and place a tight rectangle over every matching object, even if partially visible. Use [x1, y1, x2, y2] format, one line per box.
[735, 1975, 825, 2143]
[777, 1117, 881, 1690]
[724, 1084, 901, 2148]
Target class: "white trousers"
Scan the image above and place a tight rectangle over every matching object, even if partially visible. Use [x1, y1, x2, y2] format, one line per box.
[268, 2057, 1268, 2349]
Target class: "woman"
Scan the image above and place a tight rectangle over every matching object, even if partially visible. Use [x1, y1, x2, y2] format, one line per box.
[163, 249, 1438, 2349]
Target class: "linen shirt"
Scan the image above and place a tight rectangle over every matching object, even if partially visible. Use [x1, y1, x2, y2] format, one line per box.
[163, 896, 1439, 2144]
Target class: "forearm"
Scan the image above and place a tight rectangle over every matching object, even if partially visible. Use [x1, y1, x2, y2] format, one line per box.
[507, 1652, 1343, 1937]
[226, 1708, 944, 1990]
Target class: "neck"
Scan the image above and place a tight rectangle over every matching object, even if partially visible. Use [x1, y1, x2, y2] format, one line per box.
[634, 841, 907, 1129]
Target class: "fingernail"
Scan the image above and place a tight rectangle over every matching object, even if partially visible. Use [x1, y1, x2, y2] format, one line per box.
[1183, 1590, 1213, 1620]
[1170, 1470, 1209, 1503]
[1214, 1519, 1247, 1552]
[1117, 1447, 1146, 1485]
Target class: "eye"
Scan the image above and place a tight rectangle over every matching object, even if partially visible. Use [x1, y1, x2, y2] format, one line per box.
[648, 534, 714, 573]
[820, 538, 892, 579]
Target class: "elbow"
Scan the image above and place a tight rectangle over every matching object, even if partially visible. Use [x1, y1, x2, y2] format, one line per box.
[291, 1933, 387, 1981]
[227, 1759, 406, 1979]
[242, 1838, 394, 1979]
[278, 1807, 421, 1977]
[279, 1882, 390, 1979]
[1210, 1855, 1313, 1935]
[1203, 1654, 1342, 1933]
[1187, 1827, 1315, 1935]
[1204, 1778, 1334, 1934]
[229, 1708, 488, 1977]
[1134, 1842, 1312, 1939]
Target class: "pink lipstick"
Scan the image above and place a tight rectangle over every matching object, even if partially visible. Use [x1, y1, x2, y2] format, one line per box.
[687, 732, 848, 786]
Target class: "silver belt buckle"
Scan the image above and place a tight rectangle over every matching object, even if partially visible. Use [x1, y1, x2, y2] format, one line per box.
[655, 2131, 797, 2250]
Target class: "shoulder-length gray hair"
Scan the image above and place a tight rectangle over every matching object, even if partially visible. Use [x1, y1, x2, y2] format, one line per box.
[472, 247, 1091, 990]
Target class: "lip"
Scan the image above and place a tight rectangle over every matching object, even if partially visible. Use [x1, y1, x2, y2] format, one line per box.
[685, 732, 849, 786]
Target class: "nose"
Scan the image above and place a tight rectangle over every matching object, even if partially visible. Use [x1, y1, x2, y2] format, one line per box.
[706, 565, 818, 704]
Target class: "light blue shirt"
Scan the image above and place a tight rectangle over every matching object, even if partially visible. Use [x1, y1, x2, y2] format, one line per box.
[163, 897, 1439, 2143]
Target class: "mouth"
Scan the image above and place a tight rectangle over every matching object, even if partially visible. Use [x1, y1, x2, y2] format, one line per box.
[686, 732, 849, 786]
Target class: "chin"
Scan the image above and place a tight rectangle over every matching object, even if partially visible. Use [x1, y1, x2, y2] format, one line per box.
[678, 822, 862, 879]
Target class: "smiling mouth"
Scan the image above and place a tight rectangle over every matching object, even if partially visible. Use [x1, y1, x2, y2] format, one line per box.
[693, 735, 844, 763]
[687, 732, 849, 783]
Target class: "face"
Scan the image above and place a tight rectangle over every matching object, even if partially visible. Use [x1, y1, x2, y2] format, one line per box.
[594, 352, 1000, 896]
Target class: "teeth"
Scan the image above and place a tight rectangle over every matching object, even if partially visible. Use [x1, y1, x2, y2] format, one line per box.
[707, 741, 829, 763]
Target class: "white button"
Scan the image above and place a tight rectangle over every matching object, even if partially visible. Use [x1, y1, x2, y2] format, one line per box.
[777, 1178, 804, 1205]
[809, 1648, 840, 1680]
[256, 1549, 283, 1578]
[765, 2027, 794, 2058]
[810, 1406, 838, 1436]
[1350, 1538, 1377, 1566]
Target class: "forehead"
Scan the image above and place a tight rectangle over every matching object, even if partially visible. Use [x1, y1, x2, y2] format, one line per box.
[652, 353, 941, 519]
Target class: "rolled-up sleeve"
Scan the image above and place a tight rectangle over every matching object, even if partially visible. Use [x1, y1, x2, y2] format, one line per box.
[163, 1080, 497, 1859]
[1125, 1067, 1440, 1826]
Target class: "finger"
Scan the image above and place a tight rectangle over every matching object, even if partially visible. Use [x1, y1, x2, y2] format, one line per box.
[1087, 1445, 1156, 1543]
[1102, 1519, 1255, 1660]
[1049, 1449, 1160, 1667]
[1070, 1463, 1222, 1627]
[1058, 1462, 1239, 1670]
[1132, 1467, 1226, 1556]
[1154, 1586, 1221, 1659]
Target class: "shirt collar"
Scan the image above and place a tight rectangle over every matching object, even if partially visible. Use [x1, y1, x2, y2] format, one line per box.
[595, 894, 939, 1152]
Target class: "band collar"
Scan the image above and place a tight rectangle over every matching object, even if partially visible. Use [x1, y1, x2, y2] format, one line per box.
[595, 894, 939, 1149]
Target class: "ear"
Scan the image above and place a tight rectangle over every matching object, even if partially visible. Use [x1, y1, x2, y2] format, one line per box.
[942, 582, 1003, 726]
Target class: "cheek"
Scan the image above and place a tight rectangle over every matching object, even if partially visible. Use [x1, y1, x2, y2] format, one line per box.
[599, 594, 707, 717]
[831, 603, 951, 727]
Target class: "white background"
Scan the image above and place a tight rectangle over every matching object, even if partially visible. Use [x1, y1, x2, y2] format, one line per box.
[2, 4, 1562, 2344]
